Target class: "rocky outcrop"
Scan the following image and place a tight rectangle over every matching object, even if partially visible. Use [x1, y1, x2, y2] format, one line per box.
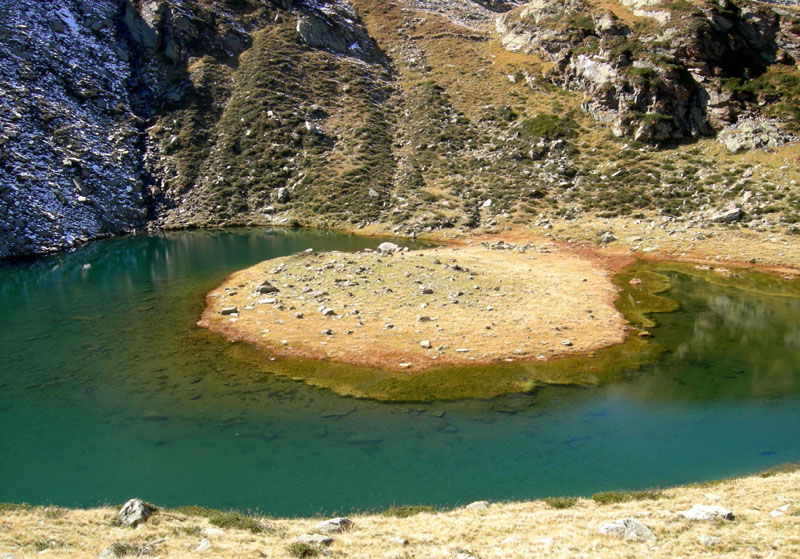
[496, 0, 800, 144]
[717, 118, 796, 152]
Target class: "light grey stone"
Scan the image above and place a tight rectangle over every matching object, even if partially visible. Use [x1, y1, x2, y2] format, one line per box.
[118, 498, 156, 527]
[314, 517, 353, 534]
[599, 518, 657, 542]
[195, 538, 212, 552]
[698, 534, 720, 546]
[600, 231, 617, 243]
[298, 534, 333, 546]
[710, 206, 743, 223]
[465, 500, 489, 511]
[680, 504, 734, 521]
[377, 242, 401, 254]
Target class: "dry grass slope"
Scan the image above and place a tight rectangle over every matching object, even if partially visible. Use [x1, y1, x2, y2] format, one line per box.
[2, 470, 799, 558]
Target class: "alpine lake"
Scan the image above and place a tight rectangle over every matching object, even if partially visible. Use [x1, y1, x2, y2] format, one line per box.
[1, 228, 799, 517]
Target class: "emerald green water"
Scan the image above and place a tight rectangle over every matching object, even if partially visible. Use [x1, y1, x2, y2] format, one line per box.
[1, 229, 799, 516]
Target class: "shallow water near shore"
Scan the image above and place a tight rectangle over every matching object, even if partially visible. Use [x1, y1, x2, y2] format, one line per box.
[1, 229, 799, 516]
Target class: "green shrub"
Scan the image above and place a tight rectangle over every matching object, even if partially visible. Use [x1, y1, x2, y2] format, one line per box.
[287, 542, 320, 558]
[544, 497, 578, 509]
[208, 510, 265, 533]
[592, 490, 663, 505]
[382, 505, 437, 518]
[519, 115, 578, 141]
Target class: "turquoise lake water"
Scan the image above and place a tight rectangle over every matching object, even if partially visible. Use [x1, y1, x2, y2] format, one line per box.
[1, 229, 799, 516]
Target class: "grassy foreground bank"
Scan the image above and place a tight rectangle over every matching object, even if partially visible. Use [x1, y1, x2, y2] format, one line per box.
[2, 468, 799, 558]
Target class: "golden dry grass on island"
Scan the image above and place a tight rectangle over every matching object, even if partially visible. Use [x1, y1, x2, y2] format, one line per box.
[2, 469, 799, 559]
[199, 240, 628, 372]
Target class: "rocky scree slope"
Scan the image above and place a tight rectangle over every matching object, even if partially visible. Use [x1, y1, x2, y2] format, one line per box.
[1, 0, 800, 260]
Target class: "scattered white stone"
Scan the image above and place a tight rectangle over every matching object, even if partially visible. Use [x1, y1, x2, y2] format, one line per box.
[320, 307, 336, 316]
[314, 517, 353, 534]
[698, 534, 719, 546]
[388, 537, 409, 546]
[420, 340, 432, 348]
[220, 307, 239, 316]
[599, 518, 657, 542]
[771, 504, 791, 517]
[455, 348, 470, 353]
[465, 500, 489, 512]
[377, 242, 400, 253]
[681, 504, 734, 521]
[258, 298, 276, 304]
[399, 363, 411, 368]
[195, 538, 212, 552]
[298, 534, 333, 546]
[561, 339, 572, 346]
[600, 231, 617, 244]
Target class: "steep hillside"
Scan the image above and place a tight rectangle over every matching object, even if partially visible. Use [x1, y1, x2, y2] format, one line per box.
[1, 0, 799, 259]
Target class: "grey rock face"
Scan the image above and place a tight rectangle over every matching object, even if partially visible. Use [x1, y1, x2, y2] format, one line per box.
[0, 0, 149, 259]
[118, 498, 156, 527]
[495, 0, 799, 143]
[296, 2, 381, 62]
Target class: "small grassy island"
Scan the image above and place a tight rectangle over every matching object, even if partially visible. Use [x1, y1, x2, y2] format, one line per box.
[199, 238, 677, 400]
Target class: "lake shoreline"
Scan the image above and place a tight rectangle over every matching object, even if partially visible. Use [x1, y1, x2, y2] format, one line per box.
[2, 468, 798, 558]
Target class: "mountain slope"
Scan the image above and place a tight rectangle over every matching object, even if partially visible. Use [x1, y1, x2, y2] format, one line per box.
[1, 0, 799, 259]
